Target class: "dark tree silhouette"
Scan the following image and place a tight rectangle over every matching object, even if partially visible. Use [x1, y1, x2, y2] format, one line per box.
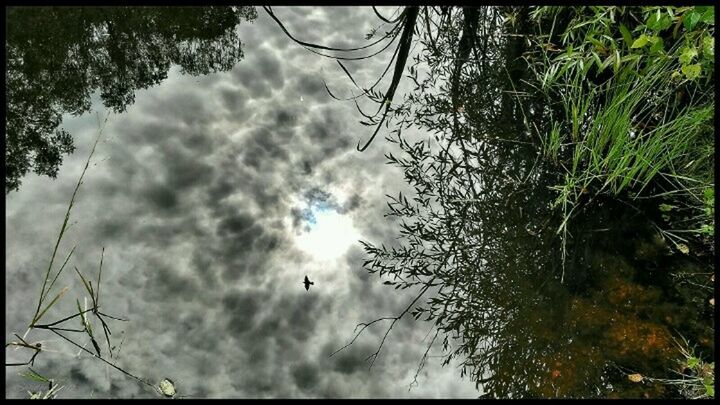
[325, 8, 568, 392]
[293, 6, 695, 398]
[264, 6, 420, 152]
[5, 6, 258, 193]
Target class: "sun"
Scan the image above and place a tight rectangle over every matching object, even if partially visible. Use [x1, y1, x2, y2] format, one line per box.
[295, 207, 362, 262]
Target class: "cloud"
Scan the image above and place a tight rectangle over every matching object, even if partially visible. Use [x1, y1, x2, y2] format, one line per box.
[5, 6, 480, 399]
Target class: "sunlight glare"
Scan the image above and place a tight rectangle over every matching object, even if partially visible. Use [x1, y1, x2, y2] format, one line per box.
[295, 208, 362, 262]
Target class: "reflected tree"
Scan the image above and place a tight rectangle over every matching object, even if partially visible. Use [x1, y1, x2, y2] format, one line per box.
[326, 7, 571, 395]
[281, 6, 699, 398]
[5, 6, 257, 193]
[264, 6, 419, 152]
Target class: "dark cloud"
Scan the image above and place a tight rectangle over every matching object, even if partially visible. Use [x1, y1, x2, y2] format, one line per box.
[222, 289, 261, 335]
[144, 184, 180, 211]
[291, 73, 327, 102]
[5, 6, 479, 400]
[219, 85, 249, 115]
[339, 192, 364, 213]
[144, 263, 201, 304]
[330, 341, 377, 375]
[241, 128, 291, 170]
[69, 366, 91, 385]
[292, 361, 320, 391]
[232, 51, 284, 99]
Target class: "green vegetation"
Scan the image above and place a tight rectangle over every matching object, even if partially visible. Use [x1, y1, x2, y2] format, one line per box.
[5, 6, 713, 399]
[330, 5, 714, 398]
[5, 6, 257, 193]
[666, 336, 715, 399]
[526, 6, 715, 256]
[624, 336, 715, 399]
[20, 368, 64, 399]
[524, 6, 715, 398]
[5, 116, 161, 398]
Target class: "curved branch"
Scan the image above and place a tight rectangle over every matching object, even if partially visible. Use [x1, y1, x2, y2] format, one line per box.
[364, 281, 433, 370]
[373, 6, 405, 24]
[409, 327, 440, 390]
[328, 317, 395, 358]
[322, 40, 401, 104]
[357, 6, 419, 151]
[264, 6, 404, 61]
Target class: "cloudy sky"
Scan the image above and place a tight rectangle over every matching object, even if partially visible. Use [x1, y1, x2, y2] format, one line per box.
[5, 7, 481, 398]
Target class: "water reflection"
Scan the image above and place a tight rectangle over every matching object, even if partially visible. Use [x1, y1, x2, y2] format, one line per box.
[291, 188, 363, 263]
[5, 6, 257, 192]
[357, 6, 713, 398]
[4, 6, 713, 399]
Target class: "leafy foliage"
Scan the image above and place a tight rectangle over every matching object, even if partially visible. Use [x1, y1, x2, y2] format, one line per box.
[526, 6, 715, 254]
[5, 6, 258, 193]
[320, 6, 714, 398]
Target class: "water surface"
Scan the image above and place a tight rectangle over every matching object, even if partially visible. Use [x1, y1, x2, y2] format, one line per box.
[4, 6, 714, 399]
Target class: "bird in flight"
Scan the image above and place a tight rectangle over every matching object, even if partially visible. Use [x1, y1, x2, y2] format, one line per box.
[303, 275, 314, 291]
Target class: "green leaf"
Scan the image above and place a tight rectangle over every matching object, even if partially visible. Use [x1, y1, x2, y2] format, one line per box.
[681, 63, 702, 79]
[703, 188, 714, 203]
[679, 47, 698, 65]
[74, 267, 94, 301]
[602, 53, 615, 70]
[592, 52, 604, 72]
[619, 24, 633, 48]
[76, 298, 85, 328]
[659, 203, 675, 212]
[703, 375, 714, 386]
[687, 357, 700, 368]
[647, 11, 672, 31]
[684, 10, 701, 31]
[705, 383, 714, 398]
[649, 36, 664, 53]
[620, 54, 641, 65]
[587, 35, 604, 49]
[696, 6, 715, 24]
[91, 336, 102, 357]
[631, 34, 650, 48]
[658, 15, 672, 30]
[32, 286, 69, 325]
[20, 368, 51, 383]
[647, 11, 659, 29]
[703, 36, 715, 58]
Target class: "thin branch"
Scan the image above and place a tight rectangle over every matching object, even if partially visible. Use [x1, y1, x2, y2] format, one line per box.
[357, 7, 420, 151]
[365, 282, 434, 369]
[409, 327, 440, 390]
[264, 6, 404, 61]
[48, 328, 154, 390]
[329, 317, 395, 358]
[95, 247, 105, 309]
[98, 311, 129, 322]
[32, 308, 95, 329]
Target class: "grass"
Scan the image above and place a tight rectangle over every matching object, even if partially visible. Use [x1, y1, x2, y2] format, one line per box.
[623, 335, 715, 399]
[21, 368, 64, 399]
[541, 53, 713, 197]
[523, 6, 714, 399]
[5, 113, 162, 398]
[525, 6, 715, 273]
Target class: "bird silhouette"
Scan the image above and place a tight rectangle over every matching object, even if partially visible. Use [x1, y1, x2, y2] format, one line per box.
[303, 275, 314, 291]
